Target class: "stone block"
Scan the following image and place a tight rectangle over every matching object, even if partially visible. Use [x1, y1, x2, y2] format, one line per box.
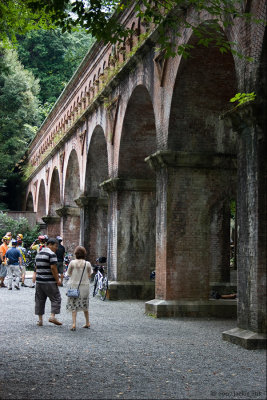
[145, 299, 236, 318]
[222, 327, 267, 350]
[108, 281, 155, 300]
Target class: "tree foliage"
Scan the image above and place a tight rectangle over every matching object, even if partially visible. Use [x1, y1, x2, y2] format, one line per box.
[24, 0, 260, 59]
[1, 1, 261, 59]
[0, 43, 40, 209]
[0, 212, 40, 248]
[17, 28, 95, 106]
[0, 0, 55, 45]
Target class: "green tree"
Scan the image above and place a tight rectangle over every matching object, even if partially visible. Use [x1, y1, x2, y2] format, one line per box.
[0, 0, 54, 45]
[0, 43, 40, 209]
[0, 1, 261, 59]
[17, 29, 95, 105]
[0, 212, 40, 248]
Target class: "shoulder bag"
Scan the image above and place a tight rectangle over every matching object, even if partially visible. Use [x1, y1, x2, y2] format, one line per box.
[66, 261, 86, 298]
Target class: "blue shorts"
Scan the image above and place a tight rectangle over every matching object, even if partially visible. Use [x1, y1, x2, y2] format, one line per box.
[0, 264, 7, 278]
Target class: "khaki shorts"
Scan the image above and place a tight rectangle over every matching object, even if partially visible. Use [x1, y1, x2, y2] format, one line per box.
[21, 265, 26, 275]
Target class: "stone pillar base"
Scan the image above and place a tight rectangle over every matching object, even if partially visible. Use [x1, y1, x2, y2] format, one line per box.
[222, 328, 267, 350]
[108, 281, 155, 300]
[145, 299, 237, 318]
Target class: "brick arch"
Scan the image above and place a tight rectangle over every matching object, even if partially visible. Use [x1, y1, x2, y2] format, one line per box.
[118, 84, 157, 178]
[85, 125, 108, 196]
[257, 26, 267, 102]
[64, 149, 81, 206]
[45, 167, 62, 237]
[168, 24, 237, 153]
[26, 192, 34, 212]
[254, 25, 267, 332]
[62, 149, 81, 252]
[84, 125, 109, 260]
[37, 179, 46, 223]
[115, 84, 156, 283]
[48, 167, 61, 215]
[165, 23, 238, 302]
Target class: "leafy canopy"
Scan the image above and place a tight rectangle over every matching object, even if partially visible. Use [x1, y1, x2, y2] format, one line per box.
[0, 1, 261, 59]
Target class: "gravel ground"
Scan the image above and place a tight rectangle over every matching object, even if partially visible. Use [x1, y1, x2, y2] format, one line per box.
[0, 277, 266, 400]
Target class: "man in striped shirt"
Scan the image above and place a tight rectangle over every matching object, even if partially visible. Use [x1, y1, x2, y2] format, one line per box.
[35, 237, 62, 326]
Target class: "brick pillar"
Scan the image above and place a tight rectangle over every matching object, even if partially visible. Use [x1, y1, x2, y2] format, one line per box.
[56, 206, 80, 253]
[100, 178, 156, 300]
[42, 216, 61, 238]
[222, 104, 267, 349]
[145, 151, 237, 318]
[76, 194, 108, 263]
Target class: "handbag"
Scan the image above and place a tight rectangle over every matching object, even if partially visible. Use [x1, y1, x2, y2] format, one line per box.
[66, 262, 86, 298]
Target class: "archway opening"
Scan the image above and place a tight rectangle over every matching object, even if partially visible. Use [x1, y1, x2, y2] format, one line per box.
[84, 126, 109, 262]
[255, 27, 267, 332]
[64, 150, 80, 206]
[47, 167, 61, 237]
[119, 85, 156, 179]
[37, 180, 46, 223]
[115, 85, 157, 298]
[36, 180, 47, 234]
[26, 192, 34, 212]
[167, 26, 238, 302]
[49, 168, 61, 215]
[63, 150, 81, 252]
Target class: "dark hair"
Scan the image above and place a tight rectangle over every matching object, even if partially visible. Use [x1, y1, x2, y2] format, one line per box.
[74, 246, 86, 259]
[47, 238, 59, 246]
[96, 256, 107, 263]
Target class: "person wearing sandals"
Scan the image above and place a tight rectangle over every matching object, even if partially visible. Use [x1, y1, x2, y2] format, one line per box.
[35, 237, 62, 327]
[66, 246, 92, 331]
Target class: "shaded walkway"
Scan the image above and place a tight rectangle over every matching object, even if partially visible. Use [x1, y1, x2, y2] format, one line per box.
[0, 281, 266, 399]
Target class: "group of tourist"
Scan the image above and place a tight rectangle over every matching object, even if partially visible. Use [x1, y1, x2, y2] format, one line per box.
[0, 232, 93, 330]
[0, 232, 27, 289]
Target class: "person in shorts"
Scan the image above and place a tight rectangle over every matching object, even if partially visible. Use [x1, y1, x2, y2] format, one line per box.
[35, 237, 62, 326]
[0, 236, 10, 288]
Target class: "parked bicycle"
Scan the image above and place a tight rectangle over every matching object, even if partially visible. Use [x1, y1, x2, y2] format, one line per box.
[25, 249, 36, 270]
[92, 257, 108, 301]
[63, 253, 73, 281]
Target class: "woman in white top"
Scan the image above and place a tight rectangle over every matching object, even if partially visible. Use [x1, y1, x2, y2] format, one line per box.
[66, 246, 92, 331]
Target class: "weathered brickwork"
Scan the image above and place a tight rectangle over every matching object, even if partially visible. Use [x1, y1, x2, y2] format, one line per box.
[25, 1, 266, 346]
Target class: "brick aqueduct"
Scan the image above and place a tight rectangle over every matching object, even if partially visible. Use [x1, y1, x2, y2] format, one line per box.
[25, 1, 266, 348]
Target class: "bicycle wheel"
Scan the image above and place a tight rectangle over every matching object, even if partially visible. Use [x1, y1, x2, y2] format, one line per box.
[100, 277, 108, 301]
[93, 275, 98, 297]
